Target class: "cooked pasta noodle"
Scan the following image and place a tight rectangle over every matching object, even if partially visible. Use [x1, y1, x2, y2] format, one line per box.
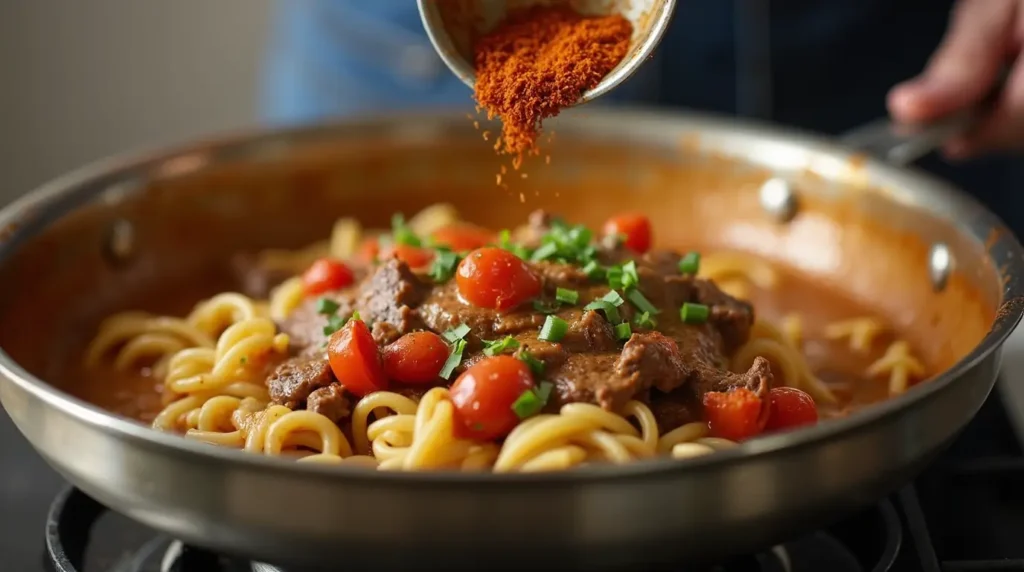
[824, 317, 886, 353]
[867, 340, 925, 395]
[83, 207, 927, 472]
[733, 320, 839, 405]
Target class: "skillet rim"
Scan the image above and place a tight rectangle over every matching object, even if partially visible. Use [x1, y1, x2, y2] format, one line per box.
[0, 107, 1020, 488]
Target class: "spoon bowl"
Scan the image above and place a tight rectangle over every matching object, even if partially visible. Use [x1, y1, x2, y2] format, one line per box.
[417, 0, 677, 104]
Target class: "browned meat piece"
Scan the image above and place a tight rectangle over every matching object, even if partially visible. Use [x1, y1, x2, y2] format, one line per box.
[371, 321, 402, 346]
[563, 310, 618, 353]
[266, 355, 334, 409]
[307, 383, 351, 423]
[646, 390, 702, 433]
[692, 280, 754, 352]
[617, 331, 687, 394]
[357, 259, 429, 333]
[276, 293, 355, 352]
[692, 356, 773, 404]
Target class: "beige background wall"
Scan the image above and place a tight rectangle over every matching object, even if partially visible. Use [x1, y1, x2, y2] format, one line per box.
[0, 0, 271, 202]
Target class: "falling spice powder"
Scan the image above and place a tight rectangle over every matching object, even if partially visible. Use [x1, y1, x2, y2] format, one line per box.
[473, 5, 633, 165]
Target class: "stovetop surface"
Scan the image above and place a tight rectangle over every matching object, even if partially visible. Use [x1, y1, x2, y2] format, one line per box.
[6, 376, 1024, 571]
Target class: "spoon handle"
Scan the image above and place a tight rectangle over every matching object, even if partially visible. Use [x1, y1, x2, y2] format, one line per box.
[839, 71, 1007, 166]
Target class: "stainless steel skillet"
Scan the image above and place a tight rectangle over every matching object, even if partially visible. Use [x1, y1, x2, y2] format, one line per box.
[0, 109, 1020, 570]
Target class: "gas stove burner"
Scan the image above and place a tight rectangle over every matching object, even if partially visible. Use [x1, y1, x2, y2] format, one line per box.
[43, 486, 901, 572]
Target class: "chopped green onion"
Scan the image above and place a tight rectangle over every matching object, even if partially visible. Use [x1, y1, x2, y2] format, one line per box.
[443, 323, 471, 343]
[390, 213, 421, 247]
[555, 288, 579, 305]
[621, 260, 639, 289]
[584, 300, 621, 324]
[483, 336, 520, 356]
[582, 260, 604, 280]
[625, 288, 659, 315]
[315, 298, 340, 315]
[533, 299, 561, 314]
[606, 265, 624, 289]
[530, 242, 559, 261]
[511, 381, 554, 419]
[539, 315, 569, 342]
[614, 322, 633, 341]
[439, 339, 467, 379]
[680, 302, 710, 324]
[679, 251, 701, 274]
[518, 350, 545, 376]
[601, 290, 625, 307]
[322, 314, 347, 336]
[634, 311, 657, 329]
[429, 249, 460, 283]
[498, 229, 531, 259]
[351, 310, 361, 321]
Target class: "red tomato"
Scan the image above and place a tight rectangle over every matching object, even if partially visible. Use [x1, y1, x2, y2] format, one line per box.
[702, 388, 768, 441]
[431, 222, 495, 252]
[381, 331, 450, 384]
[603, 213, 653, 253]
[456, 247, 541, 311]
[379, 243, 435, 269]
[302, 258, 355, 296]
[326, 319, 388, 397]
[764, 387, 818, 432]
[356, 238, 380, 264]
[449, 355, 535, 441]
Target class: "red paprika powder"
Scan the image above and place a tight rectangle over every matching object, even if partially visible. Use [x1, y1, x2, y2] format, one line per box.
[473, 5, 633, 165]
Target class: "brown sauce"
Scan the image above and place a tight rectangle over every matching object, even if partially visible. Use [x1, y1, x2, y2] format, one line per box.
[61, 249, 916, 424]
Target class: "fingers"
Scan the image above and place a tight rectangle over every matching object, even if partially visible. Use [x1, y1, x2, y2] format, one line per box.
[888, 0, 1016, 124]
[944, 53, 1024, 158]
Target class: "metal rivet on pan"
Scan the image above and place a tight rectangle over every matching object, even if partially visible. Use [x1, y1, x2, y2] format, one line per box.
[103, 219, 136, 266]
[929, 242, 953, 292]
[759, 177, 798, 223]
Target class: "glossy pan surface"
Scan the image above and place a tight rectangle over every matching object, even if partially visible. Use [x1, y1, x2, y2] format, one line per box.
[0, 109, 1020, 570]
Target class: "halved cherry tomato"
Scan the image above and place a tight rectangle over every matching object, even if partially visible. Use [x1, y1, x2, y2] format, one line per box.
[326, 319, 387, 397]
[381, 331, 450, 384]
[764, 387, 818, 432]
[450, 355, 535, 441]
[603, 213, 653, 254]
[702, 388, 768, 441]
[379, 243, 435, 269]
[431, 222, 495, 252]
[302, 258, 355, 296]
[456, 247, 541, 311]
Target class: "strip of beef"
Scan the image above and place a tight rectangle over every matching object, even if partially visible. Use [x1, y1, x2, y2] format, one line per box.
[307, 383, 351, 423]
[266, 354, 335, 409]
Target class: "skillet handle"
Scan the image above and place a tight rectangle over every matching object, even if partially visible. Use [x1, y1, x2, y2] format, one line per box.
[838, 71, 1007, 166]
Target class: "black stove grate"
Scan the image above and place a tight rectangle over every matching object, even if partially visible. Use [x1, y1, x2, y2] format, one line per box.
[40, 390, 1024, 572]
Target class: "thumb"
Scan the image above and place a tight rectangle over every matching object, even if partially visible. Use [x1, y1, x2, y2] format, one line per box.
[888, 0, 1014, 123]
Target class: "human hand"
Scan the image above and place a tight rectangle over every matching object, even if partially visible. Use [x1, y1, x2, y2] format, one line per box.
[887, 0, 1023, 159]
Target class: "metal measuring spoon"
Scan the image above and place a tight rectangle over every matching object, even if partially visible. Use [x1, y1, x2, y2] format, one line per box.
[417, 0, 677, 104]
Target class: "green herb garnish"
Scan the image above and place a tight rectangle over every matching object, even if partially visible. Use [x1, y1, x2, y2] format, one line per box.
[601, 290, 625, 307]
[538, 315, 569, 342]
[680, 302, 710, 324]
[429, 249, 460, 283]
[530, 242, 559, 262]
[582, 260, 604, 281]
[678, 251, 701, 275]
[497, 229, 531, 259]
[439, 339, 467, 379]
[606, 265, 625, 289]
[620, 260, 639, 289]
[322, 314, 347, 337]
[625, 288, 659, 315]
[614, 322, 633, 341]
[391, 213, 421, 247]
[518, 350, 545, 376]
[316, 298, 340, 315]
[442, 324, 471, 343]
[634, 311, 657, 329]
[555, 287, 579, 305]
[511, 381, 553, 419]
[483, 336, 520, 356]
[533, 299, 561, 314]
[583, 300, 621, 324]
